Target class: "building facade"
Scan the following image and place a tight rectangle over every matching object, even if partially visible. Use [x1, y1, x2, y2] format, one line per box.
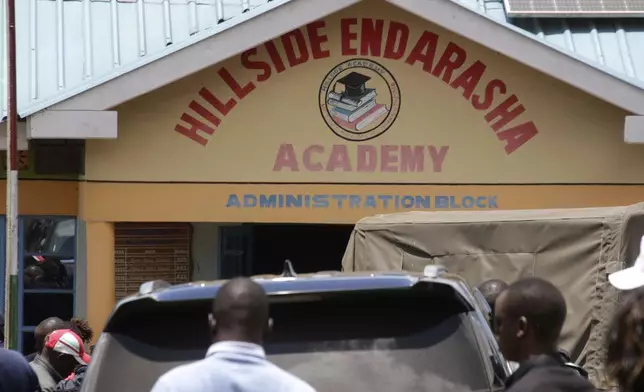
[4, 0, 644, 347]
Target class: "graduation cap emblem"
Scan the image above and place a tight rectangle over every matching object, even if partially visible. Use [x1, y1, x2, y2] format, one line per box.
[319, 58, 401, 142]
[335, 71, 371, 98]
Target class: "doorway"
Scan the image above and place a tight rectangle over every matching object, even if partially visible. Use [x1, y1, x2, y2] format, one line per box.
[218, 224, 354, 278]
[250, 224, 354, 275]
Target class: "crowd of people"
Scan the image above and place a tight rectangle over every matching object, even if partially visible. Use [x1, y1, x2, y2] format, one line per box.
[0, 317, 93, 392]
[3, 261, 644, 392]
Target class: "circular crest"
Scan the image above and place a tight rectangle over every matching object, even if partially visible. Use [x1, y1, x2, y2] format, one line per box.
[319, 59, 401, 142]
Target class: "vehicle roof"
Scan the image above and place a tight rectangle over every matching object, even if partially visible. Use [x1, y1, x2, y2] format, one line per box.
[116, 270, 475, 308]
[354, 202, 644, 226]
[94, 269, 499, 392]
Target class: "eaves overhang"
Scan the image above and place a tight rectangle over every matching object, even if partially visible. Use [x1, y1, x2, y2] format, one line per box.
[18, 0, 644, 118]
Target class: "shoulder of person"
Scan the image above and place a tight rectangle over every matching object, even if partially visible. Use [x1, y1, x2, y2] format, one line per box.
[29, 359, 46, 372]
[530, 381, 598, 392]
[278, 370, 316, 392]
[29, 361, 53, 381]
[150, 360, 215, 392]
[511, 366, 597, 392]
[150, 372, 180, 392]
[154, 364, 195, 383]
[285, 378, 316, 392]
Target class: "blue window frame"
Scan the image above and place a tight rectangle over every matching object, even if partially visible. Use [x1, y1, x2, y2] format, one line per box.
[17, 216, 77, 354]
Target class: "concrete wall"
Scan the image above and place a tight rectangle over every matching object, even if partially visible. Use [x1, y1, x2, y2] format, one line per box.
[191, 223, 221, 281]
[191, 223, 244, 281]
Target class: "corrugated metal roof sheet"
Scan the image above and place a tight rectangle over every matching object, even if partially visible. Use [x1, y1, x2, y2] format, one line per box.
[456, 0, 644, 85]
[4, 0, 644, 119]
[10, 0, 277, 119]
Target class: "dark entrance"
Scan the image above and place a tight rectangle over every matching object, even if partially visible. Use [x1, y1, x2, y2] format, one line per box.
[250, 224, 353, 275]
[219, 224, 353, 278]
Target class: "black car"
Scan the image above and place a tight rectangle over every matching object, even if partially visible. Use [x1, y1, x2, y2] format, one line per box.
[81, 265, 511, 392]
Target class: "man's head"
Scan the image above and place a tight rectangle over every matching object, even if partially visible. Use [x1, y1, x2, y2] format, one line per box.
[42, 329, 91, 379]
[34, 317, 66, 353]
[210, 277, 270, 345]
[478, 279, 508, 316]
[494, 277, 566, 362]
[68, 318, 94, 347]
[606, 287, 644, 392]
[24, 265, 45, 287]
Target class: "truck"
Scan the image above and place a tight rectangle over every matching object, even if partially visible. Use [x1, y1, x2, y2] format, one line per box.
[341, 203, 644, 389]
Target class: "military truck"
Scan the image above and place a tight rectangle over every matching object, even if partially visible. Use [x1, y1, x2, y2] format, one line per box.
[342, 203, 644, 389]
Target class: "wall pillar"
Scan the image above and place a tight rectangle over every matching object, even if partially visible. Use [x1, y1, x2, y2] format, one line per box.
[75, 220, 87, 318]
[85, 221, 114, 341]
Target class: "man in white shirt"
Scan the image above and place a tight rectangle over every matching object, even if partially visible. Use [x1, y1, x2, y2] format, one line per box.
[150, 277, 316, 392]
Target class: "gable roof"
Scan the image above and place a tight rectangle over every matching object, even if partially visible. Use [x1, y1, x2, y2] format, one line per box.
[461, 0, 644, 83]
[14, 0, 644, 118]
[15, 0, 360, 117]
[390, 0, 644, 114]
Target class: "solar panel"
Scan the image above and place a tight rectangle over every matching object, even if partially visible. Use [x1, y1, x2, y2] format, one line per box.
[504, 0, 644, 17]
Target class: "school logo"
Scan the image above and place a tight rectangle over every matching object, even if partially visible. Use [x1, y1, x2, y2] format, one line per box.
[318, 59, 401, 142]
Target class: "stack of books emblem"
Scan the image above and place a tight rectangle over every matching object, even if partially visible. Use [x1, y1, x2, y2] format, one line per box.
[327, 71, 389, 132]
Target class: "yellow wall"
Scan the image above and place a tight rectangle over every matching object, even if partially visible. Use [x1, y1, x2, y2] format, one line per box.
[86, 0, 642, 187]
[0, 180, 78, 215]
[80, 0, 644, 335]
[81, 0, 644, 222]
[85, 222, 114, 343]
[82, 183, 644, 223]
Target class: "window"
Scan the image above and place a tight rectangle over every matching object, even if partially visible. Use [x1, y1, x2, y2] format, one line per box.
[97, 288, 495, 392]
[18, 217, 76, 354]
[265, 292, 491, 392]
[32, 140, 85, 175]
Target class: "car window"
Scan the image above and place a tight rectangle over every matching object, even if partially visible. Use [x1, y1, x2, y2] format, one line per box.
[266, 291, 490, 392]
[84, 286, 492, 392]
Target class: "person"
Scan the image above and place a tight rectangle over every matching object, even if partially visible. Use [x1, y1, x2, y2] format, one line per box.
[54, 363, 87, 392]
[26, 317, 67, 362]
[605, 286, 644, 392]
[30, 329, 91, 392]
[609, 235, 644, 291]
[478, 279, 509, 323]
[54, 318, 94, 392]
[68, 318, 94, 350]
[24, 257, 69, 290]
[494, 277, 597, 392]
[24, 265, 47, 289]
[0, 347, 40, 392]
[150, 277, 316, 392]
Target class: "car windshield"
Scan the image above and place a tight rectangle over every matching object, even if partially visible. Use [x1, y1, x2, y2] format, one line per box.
[265, 290, 490, 392]
[86, 284, 492, 392]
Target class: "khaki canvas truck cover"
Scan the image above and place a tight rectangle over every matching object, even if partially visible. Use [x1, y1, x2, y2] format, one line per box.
[341, 203, 644, 389]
